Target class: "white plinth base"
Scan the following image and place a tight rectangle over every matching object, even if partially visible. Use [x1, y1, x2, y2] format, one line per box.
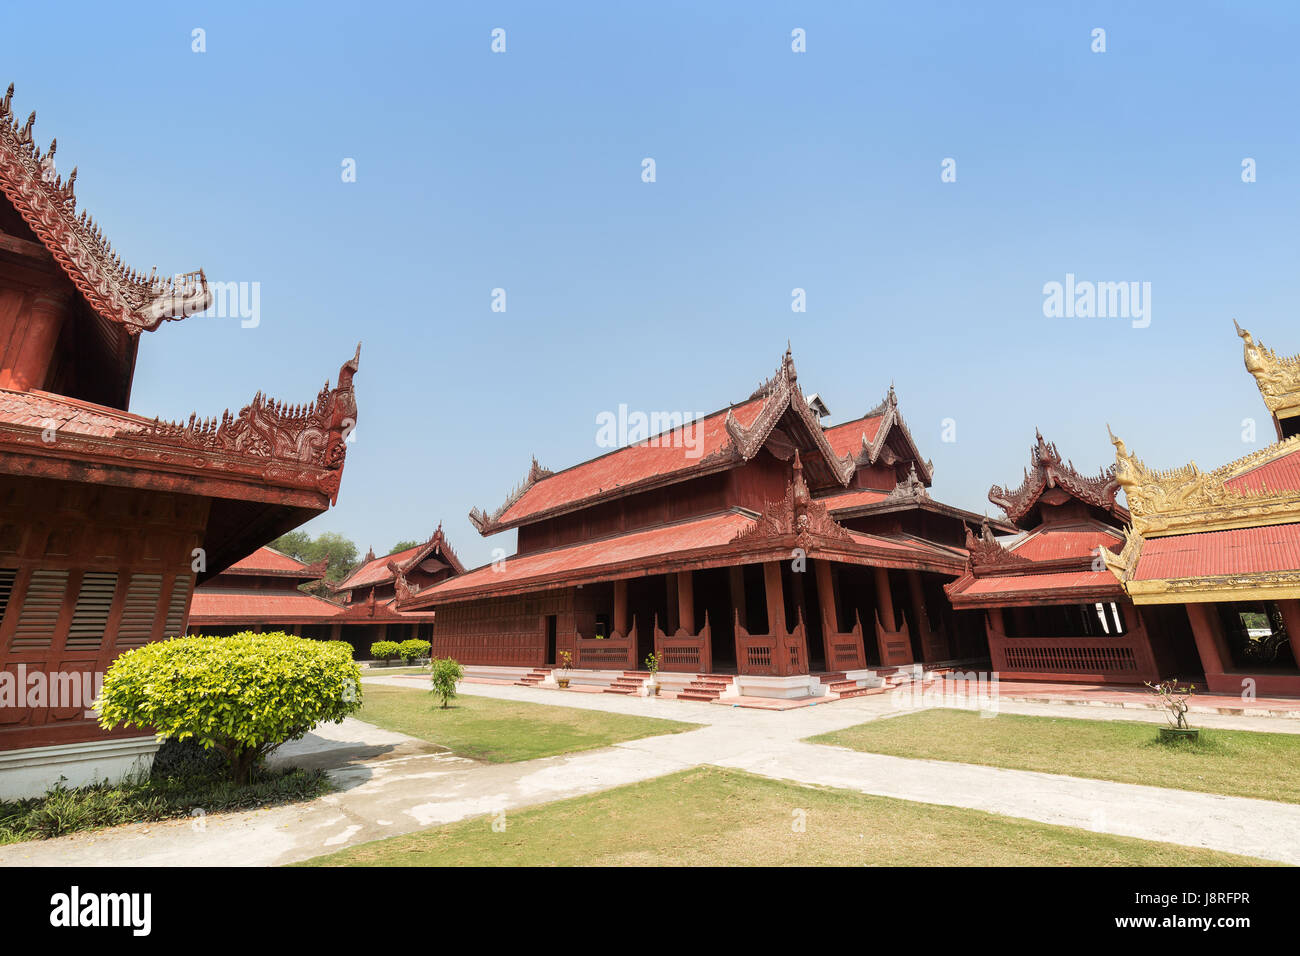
[0, 736, 160, 800]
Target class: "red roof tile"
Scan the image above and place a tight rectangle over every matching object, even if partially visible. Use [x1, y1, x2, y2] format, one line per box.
[498, 399, 766, 526]
[189, 589, 346, 623]
[226, 547, 314, 575]
[1225, 448, 1300, 494]
[819, 487, 892, 512]
[1134, 523, 1300, 580]
[419, 511, 757, 601]
[822, 415, 884, 459]
[0, 388, 146, 438]
[1009, 523, 1123, 562]
[955, 570, 1120, 598]
[337, 543, 425, 590]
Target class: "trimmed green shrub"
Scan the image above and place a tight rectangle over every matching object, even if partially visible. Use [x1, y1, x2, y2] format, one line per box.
[98, 632, 362, 784]
[430, 657, 464, 709]
[370, 640, 401, 663]
[398, 638, 431, 663]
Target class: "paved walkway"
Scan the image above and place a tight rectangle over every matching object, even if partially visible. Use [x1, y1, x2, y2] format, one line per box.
[2, 676, 1297, 867]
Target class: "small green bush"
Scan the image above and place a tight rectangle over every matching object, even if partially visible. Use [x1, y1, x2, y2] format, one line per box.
[370, 640, 401, 663]
[430, 657, 464, 709]
[98, 632, 362, 784]
[398, 638, 431, 663]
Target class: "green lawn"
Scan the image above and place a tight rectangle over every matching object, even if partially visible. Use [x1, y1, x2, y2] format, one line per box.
[809, 709, 1300, 804]
[356, 684, 696, 762]
[302, 766, 1270, 866]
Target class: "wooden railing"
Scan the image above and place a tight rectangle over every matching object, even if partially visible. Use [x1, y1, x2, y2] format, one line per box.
[654, 612, 712, 673]
[573, 618, 637, 670]
[734, 607, 808, 676]
[823, 609, 866, 671]
[875, 609, 913, 667]
[987, 620, 1158, 684]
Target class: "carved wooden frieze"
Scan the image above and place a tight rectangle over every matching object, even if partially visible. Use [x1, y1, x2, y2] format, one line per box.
[0, 84, 211, 333]
[989, 430, 1120, 526]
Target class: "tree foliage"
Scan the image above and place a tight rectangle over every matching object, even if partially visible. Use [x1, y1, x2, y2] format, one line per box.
[270, 530, 360, 584]
[390, 540, 421, 554]
[430, 658, 464, 709]
[98, 633, 362, 784]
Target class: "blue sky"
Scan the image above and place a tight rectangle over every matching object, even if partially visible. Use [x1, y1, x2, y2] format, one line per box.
[5, 1, 1298, 567]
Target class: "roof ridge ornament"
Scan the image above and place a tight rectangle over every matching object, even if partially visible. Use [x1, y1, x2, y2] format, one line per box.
[131, 343, 360, 504]
[0, 83, 212, 333]
[989, 430, 1120, 527]
[1235, 320, 1300, 422]
[1108, 424, 1300, 536]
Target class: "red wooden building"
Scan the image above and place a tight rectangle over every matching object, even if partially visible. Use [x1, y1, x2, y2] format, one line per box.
[0, 87, 359, 796]
[944, 432, 1189, 685]
[1099, 324, 1300, 696]
[187, 540, 440, 657]
[401, 350, 997, 698]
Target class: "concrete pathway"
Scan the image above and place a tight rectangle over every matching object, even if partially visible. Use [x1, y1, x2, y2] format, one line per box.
[2, 676, 1298, 866]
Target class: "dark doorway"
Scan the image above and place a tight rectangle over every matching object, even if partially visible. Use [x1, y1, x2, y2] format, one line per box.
[544, 614, 557, 665]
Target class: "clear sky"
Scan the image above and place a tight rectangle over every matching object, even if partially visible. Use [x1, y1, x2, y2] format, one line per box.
[5, 2, 1298, 568]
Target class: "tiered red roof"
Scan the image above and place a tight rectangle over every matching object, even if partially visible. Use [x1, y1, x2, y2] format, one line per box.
[1132, 523, 1300, 581]
[947, 433, 1128, 608]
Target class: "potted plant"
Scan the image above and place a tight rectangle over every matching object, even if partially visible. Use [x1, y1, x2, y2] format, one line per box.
[1145, 678, 1198, 742]
[644, 651, 661, 696]
[555, 649, 573, 689]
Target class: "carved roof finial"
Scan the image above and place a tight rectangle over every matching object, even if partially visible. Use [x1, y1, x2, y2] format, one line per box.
[365, 546, 375, 562]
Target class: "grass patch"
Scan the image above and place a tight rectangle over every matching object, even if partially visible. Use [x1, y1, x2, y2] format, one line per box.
[0, 766, 329, 845]
[809, 709, 1300, 804]
[356, 685, 696, 762]
[302, 766, 1270, 866]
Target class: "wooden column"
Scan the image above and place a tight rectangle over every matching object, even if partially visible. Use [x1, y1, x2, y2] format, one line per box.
[1184, 602, 1232, 691]
[763, 562, 785, 633]
[676, 570, 694, 634]
[907, 570, 948, 661]
[1277, 600, 1300, 666]
[613, 579, 629, 636]
[665, 573, 679, 633]
[813, 561, 839, 633]
[729, 566, 747, 629]
[874, 568, 897, 630]
[0, 292, 67, 391]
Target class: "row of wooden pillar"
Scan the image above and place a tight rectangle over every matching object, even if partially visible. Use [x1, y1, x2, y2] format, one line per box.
[609, 560, 934, 664]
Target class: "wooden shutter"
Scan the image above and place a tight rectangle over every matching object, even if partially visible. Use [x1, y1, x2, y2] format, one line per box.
[163, 574, 192, 637]
[116, 573, 163, 648]
[11, 569, 70, 650]
[66, 571, 119, 651]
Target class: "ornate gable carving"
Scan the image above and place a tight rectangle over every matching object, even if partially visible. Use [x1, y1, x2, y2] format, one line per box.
[727, 347, 857, 486]
[469, 455, 553, 534]
[1236, 321, 1300, 420]
[731, 450, 853, 546]
[0, 84, 211, 333]
[849, 386, 934, 484]
[965, 517, 1034, 574]
[1108, 427, 1300, 536]
[136, 344, 359, 503]
[989, 430, 1120, 526]
[399, 521, 466, 576]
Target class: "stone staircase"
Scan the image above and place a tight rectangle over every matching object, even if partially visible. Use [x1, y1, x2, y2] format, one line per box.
[603, 671, 649, 695]
[515, 667, 552, 687]
[675, 674, 735, 702]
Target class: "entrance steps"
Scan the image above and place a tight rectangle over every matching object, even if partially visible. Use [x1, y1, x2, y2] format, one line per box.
[515, 667, 552, 687]
[603, 671, 650, 695]
[675, 674, 735, 702]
